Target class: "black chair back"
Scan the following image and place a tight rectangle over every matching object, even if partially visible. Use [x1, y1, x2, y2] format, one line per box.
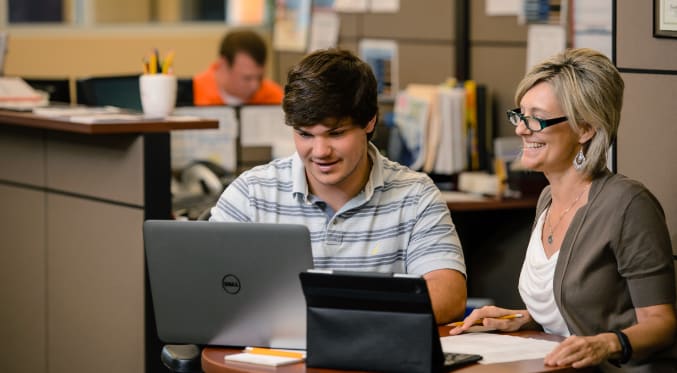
[24, 77, 71, 103]
[76, 75, 142, 110]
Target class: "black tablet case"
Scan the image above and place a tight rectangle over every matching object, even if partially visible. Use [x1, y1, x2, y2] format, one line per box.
[300, 271, 445, 373]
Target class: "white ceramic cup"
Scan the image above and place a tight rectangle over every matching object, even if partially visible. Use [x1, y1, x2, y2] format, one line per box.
[139, 74, 177, 117]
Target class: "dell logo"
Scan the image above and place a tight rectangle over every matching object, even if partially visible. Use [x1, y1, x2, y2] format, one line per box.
[222, 274, 241, 294]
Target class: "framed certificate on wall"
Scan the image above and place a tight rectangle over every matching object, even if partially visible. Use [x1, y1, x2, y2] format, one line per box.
[654, 0, 677, 38]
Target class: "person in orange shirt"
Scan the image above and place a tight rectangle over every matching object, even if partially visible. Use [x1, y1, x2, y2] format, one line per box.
[193, 29, 283, 106]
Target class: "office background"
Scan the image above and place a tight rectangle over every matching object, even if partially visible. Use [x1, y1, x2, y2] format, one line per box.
[1, 1, 676, 373]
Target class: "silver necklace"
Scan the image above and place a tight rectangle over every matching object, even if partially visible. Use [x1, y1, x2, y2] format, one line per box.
[546, 188, 586, 245]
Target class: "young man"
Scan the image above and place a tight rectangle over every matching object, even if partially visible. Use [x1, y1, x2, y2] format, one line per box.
[210, 49, 466, 323]
[193, 29, 283, 106]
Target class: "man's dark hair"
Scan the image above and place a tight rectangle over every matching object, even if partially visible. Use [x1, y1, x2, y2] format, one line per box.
[219, 29, 267, 66]
[283, 49, 379, 139]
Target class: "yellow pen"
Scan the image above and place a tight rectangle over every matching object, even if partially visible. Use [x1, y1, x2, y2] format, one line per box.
[449, 313, 523, 328]
[244, 347, 304, 359]
[162, 50, 175, 74]
[148, 52, 157, 74]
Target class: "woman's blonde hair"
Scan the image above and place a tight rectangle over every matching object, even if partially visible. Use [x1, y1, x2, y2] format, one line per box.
[514, 48, 624, 176]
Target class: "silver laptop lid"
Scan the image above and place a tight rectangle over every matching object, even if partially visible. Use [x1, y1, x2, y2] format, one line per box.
[144, 220, 313, 349]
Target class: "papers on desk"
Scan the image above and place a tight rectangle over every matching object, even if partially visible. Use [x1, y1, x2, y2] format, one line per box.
[0, 77, 49, 110]
[441, 333, 559, 364]
[32, 106, 162, 123]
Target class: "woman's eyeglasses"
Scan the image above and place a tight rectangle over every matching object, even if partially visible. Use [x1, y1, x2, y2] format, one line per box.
[506, 108, 568, 132]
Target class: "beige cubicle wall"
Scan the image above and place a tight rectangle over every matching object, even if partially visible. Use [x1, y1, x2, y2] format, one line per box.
[3, 26, 272, 80]
[0, 127, 146, 373]
[615, 0, 677, 249]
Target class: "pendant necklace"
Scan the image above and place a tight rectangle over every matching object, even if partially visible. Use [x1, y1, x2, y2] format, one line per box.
[546, 187, 587, 245]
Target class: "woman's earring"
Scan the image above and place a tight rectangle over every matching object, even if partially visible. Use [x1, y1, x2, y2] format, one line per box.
[573, 148, 586, 170]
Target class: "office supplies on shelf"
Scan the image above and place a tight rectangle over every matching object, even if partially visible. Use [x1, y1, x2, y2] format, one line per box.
[144, 48, 175, 75]
[144, 220, 313, 349]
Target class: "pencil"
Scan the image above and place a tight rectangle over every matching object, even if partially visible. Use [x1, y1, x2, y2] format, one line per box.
[449, 313, 523, 328]
[244, 347, 304, 359]
[148, 52, 157, 74]
[161, 50, 175, 74]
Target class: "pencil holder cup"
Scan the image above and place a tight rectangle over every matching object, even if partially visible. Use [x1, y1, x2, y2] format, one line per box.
[139, 74, 177, 117]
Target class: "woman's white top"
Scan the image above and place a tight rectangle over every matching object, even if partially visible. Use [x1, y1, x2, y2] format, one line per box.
[518, 208, 571, 336]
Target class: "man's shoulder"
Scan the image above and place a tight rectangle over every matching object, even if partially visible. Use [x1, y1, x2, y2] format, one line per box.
[380, 156, 434, 184]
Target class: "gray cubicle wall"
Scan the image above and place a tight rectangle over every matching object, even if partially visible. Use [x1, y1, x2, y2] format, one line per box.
[274, 0, 457, 90]
[469, 1, 528, 139]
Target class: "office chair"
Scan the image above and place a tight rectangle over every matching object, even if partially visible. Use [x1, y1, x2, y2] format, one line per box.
[176, 78, 194, 107]
[24, 77, 72, 103]
[76, 74, 143, 110]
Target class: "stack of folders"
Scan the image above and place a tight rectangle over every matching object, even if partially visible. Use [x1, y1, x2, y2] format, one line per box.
[393, 81, 490, 175]
[225, 347, 305, 367]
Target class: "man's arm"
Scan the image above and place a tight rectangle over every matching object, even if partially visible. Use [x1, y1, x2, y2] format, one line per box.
[423, 268, 467, 324]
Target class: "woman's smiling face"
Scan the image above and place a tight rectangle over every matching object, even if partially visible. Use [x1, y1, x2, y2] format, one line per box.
[515, 82, 581, 174]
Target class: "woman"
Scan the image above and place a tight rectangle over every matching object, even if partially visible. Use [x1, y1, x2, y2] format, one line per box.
[450, 48, 676, 372]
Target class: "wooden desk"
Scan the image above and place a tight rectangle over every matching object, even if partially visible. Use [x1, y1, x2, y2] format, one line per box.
[446, 196, 538, 212]
[201, 327, 592, 373]
[0, 109, 217, 373]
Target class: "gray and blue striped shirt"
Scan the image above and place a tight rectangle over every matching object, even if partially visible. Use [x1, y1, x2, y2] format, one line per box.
[210, 143, 466, 277]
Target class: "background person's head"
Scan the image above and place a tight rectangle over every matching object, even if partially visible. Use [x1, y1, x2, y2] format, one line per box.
[216, 29, 268, 101]
[514, 48, 624, 176]
[283, 49, 379, 140]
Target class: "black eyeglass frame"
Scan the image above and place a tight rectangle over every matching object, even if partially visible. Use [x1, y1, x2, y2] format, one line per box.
[506, 108, 568, 132]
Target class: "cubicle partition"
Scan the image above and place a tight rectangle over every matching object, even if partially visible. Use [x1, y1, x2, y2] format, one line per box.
[0, 110, 217, 373]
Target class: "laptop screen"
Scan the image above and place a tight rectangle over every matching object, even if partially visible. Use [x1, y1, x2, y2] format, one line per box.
[144, 220, 313, 349]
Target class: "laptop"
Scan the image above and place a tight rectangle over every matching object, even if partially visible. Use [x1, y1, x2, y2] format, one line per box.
[300, 270, 482, 372]
[143, 220, 313, 349]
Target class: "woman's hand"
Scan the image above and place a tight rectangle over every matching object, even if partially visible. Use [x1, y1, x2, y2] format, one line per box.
[448, 305, 531, 335]
[544, 333, 619, 368]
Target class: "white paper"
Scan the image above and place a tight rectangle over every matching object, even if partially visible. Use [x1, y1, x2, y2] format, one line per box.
[0, 77, 43, 101]
[370, 0, 399, 13]
[171, 106, 238, 172]
[239, 106, 294, 160]
[485, 0, 521, 16]
[308, 11, 340, 52]
[526, 24, 566, 73]
[225, 352, 303, 366]
[661, 0, 677, 31]
[441, 333, 559, 364]
[573, 0, 612, 59]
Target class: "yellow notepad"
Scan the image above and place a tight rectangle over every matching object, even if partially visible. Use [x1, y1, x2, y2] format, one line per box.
[225, 347, 305, 367]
